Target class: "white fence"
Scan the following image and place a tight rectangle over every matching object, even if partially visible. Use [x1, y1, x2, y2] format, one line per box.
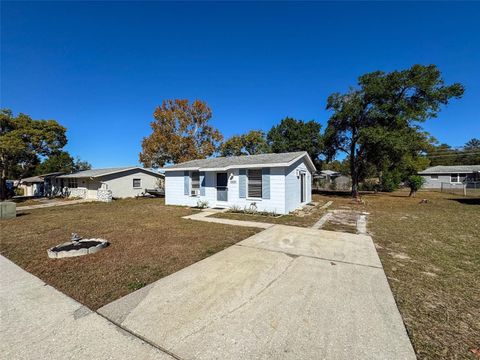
[440, 182, 480, 197]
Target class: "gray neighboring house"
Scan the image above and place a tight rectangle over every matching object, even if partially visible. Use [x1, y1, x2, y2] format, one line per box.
[163, 151, 316, 214]
[58, 167, 164, 201]
[418, 165, 480, 189]
[19, 172, 65, 197]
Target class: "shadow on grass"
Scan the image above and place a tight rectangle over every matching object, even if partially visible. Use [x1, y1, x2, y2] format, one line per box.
[449, 198, 480, 205]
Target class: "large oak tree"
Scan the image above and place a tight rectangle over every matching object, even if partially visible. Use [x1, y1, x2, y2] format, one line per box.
[267, 117, 323, 167]
[324, 64, 464, 197]
[0, 109, 67, 200]
[139, 99, 223, 167]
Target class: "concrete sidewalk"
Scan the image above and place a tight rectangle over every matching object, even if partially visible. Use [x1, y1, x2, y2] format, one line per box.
[99, 225, 416, 360]
[183, 210, 274, 229]
[0, 256, 174, 360]
[16, 198, 94, 211]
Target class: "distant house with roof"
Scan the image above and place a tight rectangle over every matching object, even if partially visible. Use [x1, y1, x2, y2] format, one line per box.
[418, 165, 480, 189]
[163, 151, 316, 214]
[19, 172, 65, 197]
[58, 167, 164, 201]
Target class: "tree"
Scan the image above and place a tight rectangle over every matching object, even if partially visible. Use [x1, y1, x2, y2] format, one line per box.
[464, 138, 480, 150]
[220, 130, 270, 157]
[267, 117, 323, 167]
[406, 175, 426, 197]
[324, 64, 464, 197]
[139, 99, 223, 167]
[427, 139, 480, 166]
[73, 158, 92, 172]
[0, 109, 67, 200]
[35, 151, 91, 174]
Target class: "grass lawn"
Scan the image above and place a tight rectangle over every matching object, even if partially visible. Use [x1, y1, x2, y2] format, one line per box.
[324, 190, 479, 360]
[0, 198, 259, 310]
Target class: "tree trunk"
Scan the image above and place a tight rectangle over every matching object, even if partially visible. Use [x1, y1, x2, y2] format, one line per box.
[0, 176, 7, 201]
[350, 141, 359, 198]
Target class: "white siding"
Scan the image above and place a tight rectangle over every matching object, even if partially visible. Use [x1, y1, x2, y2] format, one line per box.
[165, 171, 199, 207]
[228, 167, 286, 214]
[285, 159, 312, 213]
[165, 166, 306, 214]
[101, 170, 161, 198]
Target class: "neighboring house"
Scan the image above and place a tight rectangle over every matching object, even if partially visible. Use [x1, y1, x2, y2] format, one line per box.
[315, 170, 340, 182]
[19, 172, 65, 197]
[163, 151, 316, 214]
[58, 167, 164, 201]
[418, 165, 480, 189]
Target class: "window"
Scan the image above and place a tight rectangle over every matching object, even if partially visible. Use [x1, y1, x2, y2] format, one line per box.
[133, 178, 141, 188]
[450, 174, 459, 183]
[67, 178, 77, 188]
[248, 169, 262, 198]
[191, 171, 200, 196]
[459, 174, 467, 183]
[431, 175, 438, 180]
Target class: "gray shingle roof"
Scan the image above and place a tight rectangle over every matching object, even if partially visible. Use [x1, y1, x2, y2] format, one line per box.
[58, 167, 162, 178]
[419, 165, 480, 174]
[164, 151, 315, 171]
[21, 172, 65, 183]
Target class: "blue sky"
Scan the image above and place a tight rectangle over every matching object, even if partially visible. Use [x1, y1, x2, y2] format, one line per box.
[2, 1, 479, 167]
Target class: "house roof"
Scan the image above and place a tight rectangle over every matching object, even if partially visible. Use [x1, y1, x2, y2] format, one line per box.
[320, 170, 340, 175]
[20, 176, 44, 183]
[58, 167, 163, 179]
[418, 165, 480, 174]
[163, 151, 316, 172]
[20, 172, 65, 183]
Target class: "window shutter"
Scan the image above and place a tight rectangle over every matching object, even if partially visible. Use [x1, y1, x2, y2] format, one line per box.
[239, 169, 246, 198]
[248, 169, 262, 198]
[184, 171, 189, 195]
[262, 167, 270, 199]
[200, 171, 205, 196]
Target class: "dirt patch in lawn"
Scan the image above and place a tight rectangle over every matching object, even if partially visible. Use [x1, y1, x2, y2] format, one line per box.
[0, 198, 259, 310]
[318, 189, 479, 359]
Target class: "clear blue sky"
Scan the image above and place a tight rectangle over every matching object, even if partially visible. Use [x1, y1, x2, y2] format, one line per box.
[2, 1, 479, 167]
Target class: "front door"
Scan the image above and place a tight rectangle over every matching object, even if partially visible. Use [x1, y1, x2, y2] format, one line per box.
[216, 172, 228, 202]
[300, 173, 306, 203]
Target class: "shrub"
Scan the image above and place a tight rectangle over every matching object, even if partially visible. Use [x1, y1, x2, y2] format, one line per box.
[380, 170, 402, 192]
[196, 200, 209, 209]
[406, 175, 426, 197]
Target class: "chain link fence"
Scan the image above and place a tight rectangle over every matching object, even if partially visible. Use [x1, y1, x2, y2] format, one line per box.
[439, 182, 480, 197]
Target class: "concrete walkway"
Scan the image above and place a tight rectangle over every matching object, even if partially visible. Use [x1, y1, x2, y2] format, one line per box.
[99, 225, 416, 360]
[0, 256, 174, 360]
[183, 210, 274, 229]
[16, 198, 94, 211]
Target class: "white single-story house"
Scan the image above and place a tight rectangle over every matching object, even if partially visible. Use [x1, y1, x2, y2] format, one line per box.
[163, 151, 316, 214]
[418, 165, 480, 189]
[58, 167, 164, 201]
[19, 172, 65, 197]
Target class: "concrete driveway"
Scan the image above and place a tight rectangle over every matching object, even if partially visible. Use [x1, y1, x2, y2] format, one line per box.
[0, 256, 174, 360]
[99, 225, 416, 359]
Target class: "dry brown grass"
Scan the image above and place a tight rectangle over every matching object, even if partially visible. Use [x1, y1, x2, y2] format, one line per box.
[0, 198, 259, 310]
[323, 190, 480, 359]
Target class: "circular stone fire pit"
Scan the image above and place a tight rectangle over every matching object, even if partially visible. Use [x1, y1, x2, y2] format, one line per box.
[48, 233, 109, 259]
